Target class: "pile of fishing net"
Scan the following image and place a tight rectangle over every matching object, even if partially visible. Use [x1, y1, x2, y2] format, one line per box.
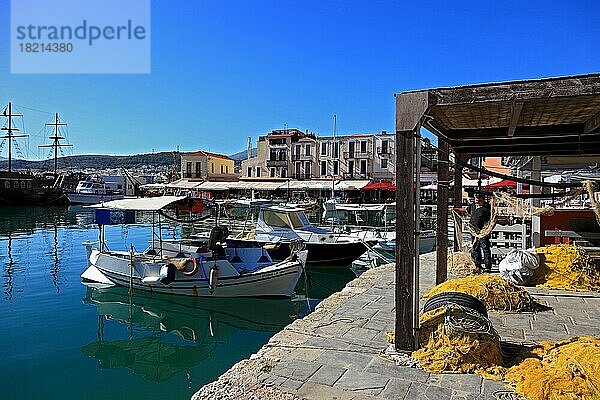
[534, 244, 600, 291]
[505, 336, 600, 400]
[447, 251, 480, 277]
[413, 304, 505, 379]
[422, 275, 536, 312]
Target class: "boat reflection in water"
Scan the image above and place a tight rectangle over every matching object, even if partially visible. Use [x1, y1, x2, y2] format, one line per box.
[81, 285, 304, 383]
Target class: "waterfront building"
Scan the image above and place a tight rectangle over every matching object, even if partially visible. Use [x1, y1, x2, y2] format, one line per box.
[242, 129, 317, 179]
[180, 150, 236, 181]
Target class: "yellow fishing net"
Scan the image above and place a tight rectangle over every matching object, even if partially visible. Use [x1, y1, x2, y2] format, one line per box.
[422, 275, 535, 312]
[505, 336, 600, 400]
[534, 244, 600, 291]
[413, 305, 505, 379]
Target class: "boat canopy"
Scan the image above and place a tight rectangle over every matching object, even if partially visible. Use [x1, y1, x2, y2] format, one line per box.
[89, 196, 188, 211]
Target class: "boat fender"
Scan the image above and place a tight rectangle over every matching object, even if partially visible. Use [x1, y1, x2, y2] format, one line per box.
[181, 258, 199, 276]
[209, 267, 218, 293]
[159, 263, 176, 285]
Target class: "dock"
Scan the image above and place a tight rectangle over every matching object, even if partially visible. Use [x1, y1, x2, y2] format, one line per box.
[191, 252, 600, 400]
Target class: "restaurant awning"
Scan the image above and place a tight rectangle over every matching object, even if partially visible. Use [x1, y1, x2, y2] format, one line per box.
[362, 181, 396, 191]
[484, 179, 518, 189]
[197, 181, 235, 191]
[165, 179, 203, 189]
[335, 180, 370, 190]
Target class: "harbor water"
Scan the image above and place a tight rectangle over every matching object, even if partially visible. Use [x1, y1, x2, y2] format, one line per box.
[0, 206, 358, 400]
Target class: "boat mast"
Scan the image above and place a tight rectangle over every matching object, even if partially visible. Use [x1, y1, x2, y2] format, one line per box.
[0, 102, 28, 173]
[39, 113, 72, 176]
[332, 113, 336, 199]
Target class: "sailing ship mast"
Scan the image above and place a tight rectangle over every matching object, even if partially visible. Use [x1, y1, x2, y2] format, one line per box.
[39, 113, 72, 176]
[1, 102, 28, 173]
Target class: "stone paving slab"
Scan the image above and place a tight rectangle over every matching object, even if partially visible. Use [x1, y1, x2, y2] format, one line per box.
[192, 252, 600, 400]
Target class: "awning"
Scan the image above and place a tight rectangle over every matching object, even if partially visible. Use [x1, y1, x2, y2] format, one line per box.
[282, 180, 336, 190]
[484, 179, 518, 189]
[420, 183, 437, 190]
[234, 181, 283, 190]
[362, 181, 396, 191]
[165, 179, 203, 189]
[197, 181, 235, 191]
[89, 196, 188, 211]
[335, 180, 371, 190]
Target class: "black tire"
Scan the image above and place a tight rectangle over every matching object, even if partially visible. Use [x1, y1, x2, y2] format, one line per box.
[423, 291, 488, 317]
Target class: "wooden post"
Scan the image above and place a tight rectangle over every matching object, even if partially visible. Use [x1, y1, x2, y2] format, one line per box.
[395, 129, 415, 351]
[436, 139, 449, 284]
[453, 151, 463, 251]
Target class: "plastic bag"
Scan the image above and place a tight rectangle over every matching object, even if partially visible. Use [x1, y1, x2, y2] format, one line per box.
[499, 248, 540, 286]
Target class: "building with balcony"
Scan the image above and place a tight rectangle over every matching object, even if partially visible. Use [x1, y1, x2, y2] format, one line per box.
[317, 131, 395, 180]
[181, 150, 236, 181]
[242, 128, 317, 179]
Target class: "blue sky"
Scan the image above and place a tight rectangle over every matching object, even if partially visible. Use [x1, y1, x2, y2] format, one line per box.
[0, 0, 598, 158]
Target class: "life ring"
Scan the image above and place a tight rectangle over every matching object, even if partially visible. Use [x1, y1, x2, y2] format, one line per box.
[181, 258, 199, 276]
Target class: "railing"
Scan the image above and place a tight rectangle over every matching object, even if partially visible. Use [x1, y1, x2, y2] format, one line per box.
[182, 172, 203, 179]
[344, 150, 372, 158]
[266, 160, 287, 167]
[291, 154, 314, 161]
[292, 173, 312, 180]
[377, 146, 392, 155]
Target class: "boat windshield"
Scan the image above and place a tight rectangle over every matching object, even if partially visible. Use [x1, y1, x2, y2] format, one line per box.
[262, 210, 292, 228]
[288, 212, 309, 228]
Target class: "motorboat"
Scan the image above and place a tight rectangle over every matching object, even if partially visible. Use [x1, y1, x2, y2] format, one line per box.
[243, 205, 376, 267]
[81, 196, 307, 298]
[67, 178, 125, 205]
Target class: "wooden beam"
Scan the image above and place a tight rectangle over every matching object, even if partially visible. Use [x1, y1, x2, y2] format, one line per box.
[395, 91, 429, 132]
[436, 139, 449, 284]
[584, 110, 600, 133]
[395, 129, 415, 351]
[445, 124, 584, 140]
[507, 101, 524, 137]
[452, 152, 465, 251]
[426, 74, 600, 106]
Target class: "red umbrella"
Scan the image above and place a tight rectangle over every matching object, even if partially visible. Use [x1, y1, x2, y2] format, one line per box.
[484, 179, 518, 189]
[362, 181, 396, 191]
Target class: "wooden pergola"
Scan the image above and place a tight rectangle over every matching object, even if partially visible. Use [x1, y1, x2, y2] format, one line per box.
[394, 73, 600, 350]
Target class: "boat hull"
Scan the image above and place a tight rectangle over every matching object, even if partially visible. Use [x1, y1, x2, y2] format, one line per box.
[67, 192, 125, 205]
[83, 250, 303, 298]
[264, 240, 373, 267]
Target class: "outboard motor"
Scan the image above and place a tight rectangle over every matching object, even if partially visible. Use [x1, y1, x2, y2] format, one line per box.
[208, 226, 229, 257]
[159, 263, 176, 285]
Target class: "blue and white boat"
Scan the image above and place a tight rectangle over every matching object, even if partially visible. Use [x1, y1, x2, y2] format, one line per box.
[81, 196, 307, 298]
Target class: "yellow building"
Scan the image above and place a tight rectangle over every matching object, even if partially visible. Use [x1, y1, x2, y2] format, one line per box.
[181, 150, 237, 181]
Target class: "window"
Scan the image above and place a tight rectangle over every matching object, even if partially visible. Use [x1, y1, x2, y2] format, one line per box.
[186, 162, 192, 176]
[279, 149, 286, 161]
[211, 163, 215, 173]
[20, 181, 26, 189]
[333, 142, 339, 158]
[288, 212, 309, 228]
[26, 181, 32, 189]
[247, 167, 252, 177]
[295, 144, 301, 157]
[381, 140, 389, 154]
[381, 159, 388, 169]
[195, 162, 201, 176]
[256, 167, 261, 177]
[320, 142, 327, 155]
[333, 160, 339, 175]
[348, 142, 355, 157]
[304, 161, 311, 177]
[305, 144, 311, 156]
[4, 181, 10, 189]
[360, 160, 367, 175]
[348, 160, 354, 176]
[295, 163, 301, 178]
[263, 210, 291, 228]
[220, 165, 223, 174]
[281, 168, 287, 178]
[270, 149, 277, 161]
[270, 168, 276, 177]
[226, 165, 229, 174]
[320, 161, 327, 176]
[360, 140, 367, 153]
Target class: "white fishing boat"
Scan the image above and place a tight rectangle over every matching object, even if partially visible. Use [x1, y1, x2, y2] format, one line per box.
[67, 178, 125, 205]
[81, 196, 307, 298]
[241, 205, 376, 267]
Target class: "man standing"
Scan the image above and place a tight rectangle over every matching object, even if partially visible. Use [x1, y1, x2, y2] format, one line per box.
[468, 193, 492, 272]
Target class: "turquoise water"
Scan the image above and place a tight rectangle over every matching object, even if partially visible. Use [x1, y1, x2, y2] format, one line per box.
[0, 206, 357, 400]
